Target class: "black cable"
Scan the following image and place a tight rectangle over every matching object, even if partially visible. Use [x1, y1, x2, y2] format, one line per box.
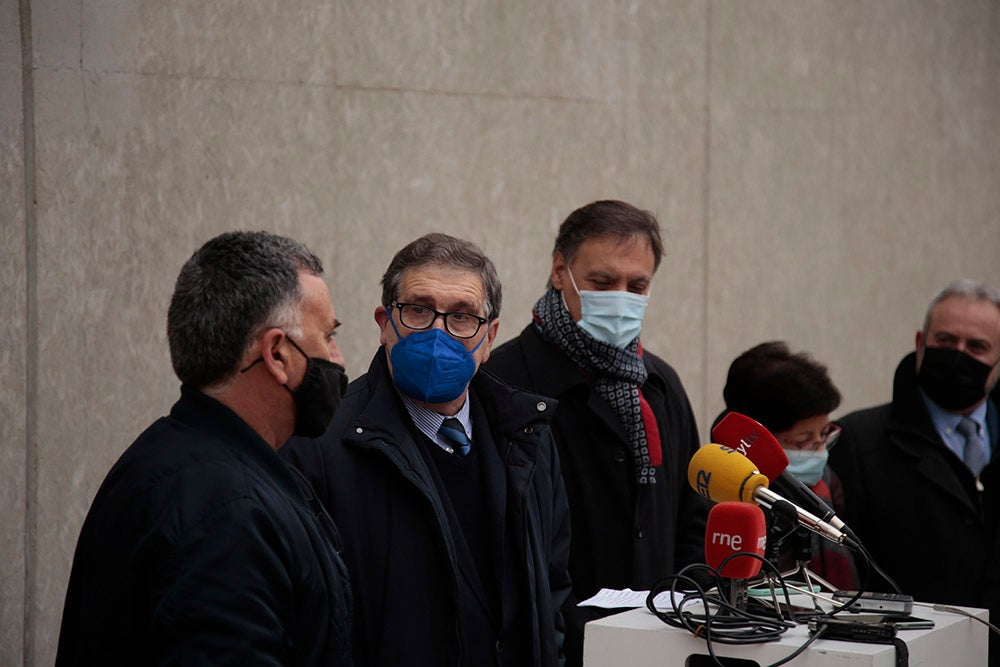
[856, 542, 903, 594]
[645, 558, 838, 667]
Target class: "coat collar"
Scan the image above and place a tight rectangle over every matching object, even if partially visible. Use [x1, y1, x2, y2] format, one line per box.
[510, 324, 666, 445]
[888, 351, 1000, 449]
[170, 385, 304, 497]
[343, 348, 557, 475]
[351, 347, 556, 434]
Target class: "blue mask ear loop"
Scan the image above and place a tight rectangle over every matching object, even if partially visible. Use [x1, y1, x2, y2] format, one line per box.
[469, 325, 489, 354]
[386, 309, 405, 343]
[386, 307, 490, 352]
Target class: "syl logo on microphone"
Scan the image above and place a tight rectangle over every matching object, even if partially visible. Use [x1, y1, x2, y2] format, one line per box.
[733, 433, 758, 458]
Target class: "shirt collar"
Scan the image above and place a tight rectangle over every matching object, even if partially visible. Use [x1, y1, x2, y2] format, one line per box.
[400, 393, 472, 452]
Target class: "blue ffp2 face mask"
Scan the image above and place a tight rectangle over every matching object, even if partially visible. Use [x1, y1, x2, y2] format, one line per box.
[387, 315, 486, 403]
[567, 267, 649, 348]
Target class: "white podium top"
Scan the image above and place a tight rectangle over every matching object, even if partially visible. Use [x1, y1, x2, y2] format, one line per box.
[583, 601, 988, 666]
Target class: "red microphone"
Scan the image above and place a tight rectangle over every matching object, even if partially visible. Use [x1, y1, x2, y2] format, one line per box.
[705, 501, 767, 578]
[712, 412, 854, 539]
[711, 412, 788, 479]
[705, 501, 767, 608]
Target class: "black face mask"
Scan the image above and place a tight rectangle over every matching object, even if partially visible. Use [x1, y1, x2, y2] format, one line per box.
[284, 337, 348, 438]
[917, 346, 993, 411]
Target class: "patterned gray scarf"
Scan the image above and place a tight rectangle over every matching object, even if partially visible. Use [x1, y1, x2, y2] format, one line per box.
[532, 287, 656, 484]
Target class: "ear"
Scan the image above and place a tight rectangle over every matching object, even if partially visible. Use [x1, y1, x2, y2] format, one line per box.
[260, 328, 292, 386]
[374, 306, 391, 346]
[551, 252, 567, 291]
[478, 318, 502, 365]
[915, 329, 924, 352]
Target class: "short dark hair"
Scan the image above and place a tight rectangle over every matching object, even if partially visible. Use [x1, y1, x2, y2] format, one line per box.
[722, 341, 842, 434]
[553, 200, 664, 271]
[380, 232, 502, 320]
[167, 231, 324, 389]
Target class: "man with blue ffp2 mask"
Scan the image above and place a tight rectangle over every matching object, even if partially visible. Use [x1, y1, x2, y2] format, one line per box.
[485, 200, 709, 667]
[281, 233, 572, 667]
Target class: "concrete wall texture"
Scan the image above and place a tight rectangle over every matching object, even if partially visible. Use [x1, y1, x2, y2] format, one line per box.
[3, 1, 999, 663]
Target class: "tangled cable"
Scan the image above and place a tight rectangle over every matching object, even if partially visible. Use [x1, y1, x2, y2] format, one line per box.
[644, 552, 866, 667]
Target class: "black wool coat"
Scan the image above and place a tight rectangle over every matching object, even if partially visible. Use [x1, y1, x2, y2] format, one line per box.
[282, 348, 573, 667]
[828, 351, 1000, 664]
[485, 325, 709, 667]
[56, 387, 353, 666]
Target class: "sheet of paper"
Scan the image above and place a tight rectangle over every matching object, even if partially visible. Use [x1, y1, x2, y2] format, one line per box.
[577, 587, 691, 610]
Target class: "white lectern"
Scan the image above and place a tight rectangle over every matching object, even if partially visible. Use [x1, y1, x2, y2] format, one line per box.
[583, 603, 988, 666]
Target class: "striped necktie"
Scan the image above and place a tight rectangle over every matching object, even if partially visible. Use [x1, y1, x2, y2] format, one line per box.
[439, 418, 471, 457]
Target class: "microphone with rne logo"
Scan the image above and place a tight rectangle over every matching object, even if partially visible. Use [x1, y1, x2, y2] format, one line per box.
[687, 444, 857, 548]
[712, 412, 857, 542]
[705, 502, 767, 609]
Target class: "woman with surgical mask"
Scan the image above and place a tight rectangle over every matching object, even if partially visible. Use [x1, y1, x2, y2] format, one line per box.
[715, 341, 859, 592]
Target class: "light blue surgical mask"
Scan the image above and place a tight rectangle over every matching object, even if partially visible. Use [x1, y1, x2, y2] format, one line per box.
[566, 267, 649, 348]
[784, 448, 828, 487]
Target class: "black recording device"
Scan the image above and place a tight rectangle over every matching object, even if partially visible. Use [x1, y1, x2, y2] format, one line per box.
[832, 590, 914, 615]
[842, 613, 935, 630]
[808, 617, 898, 641]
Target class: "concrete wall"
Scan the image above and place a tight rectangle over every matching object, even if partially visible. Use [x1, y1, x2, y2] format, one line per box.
[4, 1, 999, 663]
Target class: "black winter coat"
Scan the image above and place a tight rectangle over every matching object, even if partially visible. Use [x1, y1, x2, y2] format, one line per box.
[485, 325, 709, 667]
[828, 352, 1000, 664]
[56, 387, 353, 666]
[282, 349, 572, 667]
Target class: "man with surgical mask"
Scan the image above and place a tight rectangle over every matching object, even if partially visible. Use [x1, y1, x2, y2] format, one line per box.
[828, 279, 1000, 666]
[282, 233, 571, 667]
[486, 200, 708, 667]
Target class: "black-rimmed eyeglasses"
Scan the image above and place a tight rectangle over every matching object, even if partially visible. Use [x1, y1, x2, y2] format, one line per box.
[391, 302, 488, 339]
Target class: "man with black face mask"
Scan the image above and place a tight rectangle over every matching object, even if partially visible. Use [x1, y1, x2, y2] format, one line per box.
[828, 279, 1000, 665]
[57, 231, 352, 665]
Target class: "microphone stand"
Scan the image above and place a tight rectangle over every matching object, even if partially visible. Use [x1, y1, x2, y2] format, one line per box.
[778, 527, 837, 596]
[751, 508, 836, 618]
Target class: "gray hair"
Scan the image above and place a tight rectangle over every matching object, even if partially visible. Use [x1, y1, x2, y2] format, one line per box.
[380, 233, 501, 320]
[167, 230, 324, 389]
[922, 279, 1000, 334]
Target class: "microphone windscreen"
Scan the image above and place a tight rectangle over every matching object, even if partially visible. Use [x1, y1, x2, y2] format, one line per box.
[711, 412, 789, 480]
[687, 444, 769, 504]
[705, 501, 767, 579]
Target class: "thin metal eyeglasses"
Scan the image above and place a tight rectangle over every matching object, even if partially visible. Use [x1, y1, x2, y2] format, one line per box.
[391, 301, 488, 339]
[782, 423, 842, 451]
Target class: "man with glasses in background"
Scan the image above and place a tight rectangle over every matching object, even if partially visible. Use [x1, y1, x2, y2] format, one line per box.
[718, 340, 858, 591]
[282, 233, 571, 667]
[828, 279, 1000, 666]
